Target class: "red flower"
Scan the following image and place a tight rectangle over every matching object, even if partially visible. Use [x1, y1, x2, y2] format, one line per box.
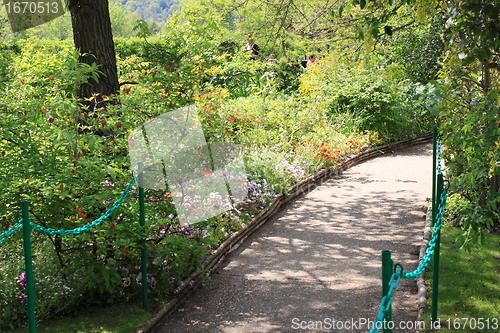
[123, 87, 131, 94]
[70, 215, 76, 221]
[110, 223, 115, 230]
[115, 122, 122, 128]
[201, 170, 213, 177]
[79, 213, 87, 219]
[165, 193, 173, 198]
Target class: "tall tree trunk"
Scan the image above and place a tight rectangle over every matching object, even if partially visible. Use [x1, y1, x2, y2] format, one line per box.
[69, 0, 119, 104]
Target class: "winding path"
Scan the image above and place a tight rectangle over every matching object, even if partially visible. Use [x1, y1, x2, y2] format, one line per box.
[151, 142, 433, 333]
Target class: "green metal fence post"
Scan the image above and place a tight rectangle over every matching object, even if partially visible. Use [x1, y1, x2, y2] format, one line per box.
[430, 127, 439, 323]
[431, 172, 444, 323]
[382, 250, 393, 333]
[21, 201, 37, 333]
[432, 127, 438, 225]
[138, 163, 149, 310]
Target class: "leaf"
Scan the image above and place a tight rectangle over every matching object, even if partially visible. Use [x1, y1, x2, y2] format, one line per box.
[360, 0, 366, 10]
[338, 3, 346, 17]
[102, 265, 110, 283]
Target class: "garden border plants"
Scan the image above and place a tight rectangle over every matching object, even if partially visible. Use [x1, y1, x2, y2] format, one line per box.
[137, 132, 433, 333]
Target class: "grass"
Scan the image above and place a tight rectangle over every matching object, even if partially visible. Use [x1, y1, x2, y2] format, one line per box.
[421, 224, 500, 332]
[6, 301, 154, 333]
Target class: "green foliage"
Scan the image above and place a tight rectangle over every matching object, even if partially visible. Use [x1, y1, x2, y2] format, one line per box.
[437, 1, 500, 240]
[439, 83, 500, 239]
[379, 16, 445, 84]
[299, 54, 434, 142]
[448, 0, 500, 71]
[0, 43, 19, 83]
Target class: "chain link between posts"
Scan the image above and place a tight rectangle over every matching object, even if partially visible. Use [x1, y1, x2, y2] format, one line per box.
[0, 220, 23, 243]
[0, 177, 135, 241]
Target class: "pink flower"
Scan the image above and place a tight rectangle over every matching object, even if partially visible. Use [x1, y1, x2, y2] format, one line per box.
[17, 273, 26, 288]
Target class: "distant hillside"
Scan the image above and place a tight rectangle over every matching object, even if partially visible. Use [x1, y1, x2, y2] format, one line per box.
[119, 0, 180, 22]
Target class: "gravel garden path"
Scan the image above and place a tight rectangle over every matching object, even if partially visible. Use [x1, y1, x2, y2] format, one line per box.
[151, 142, 433, 333]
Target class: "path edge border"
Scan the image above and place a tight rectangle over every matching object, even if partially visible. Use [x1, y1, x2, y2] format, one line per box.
[416, 205, 433, 331]
[137, 133, 433, 333]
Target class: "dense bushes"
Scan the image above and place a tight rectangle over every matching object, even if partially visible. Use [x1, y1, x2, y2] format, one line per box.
[0, 36, 433, 330]
[299, 54, 434, 142]
[438, 55, 500, 244]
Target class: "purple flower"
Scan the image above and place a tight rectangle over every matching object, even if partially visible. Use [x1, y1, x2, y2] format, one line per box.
[17, 273, 26, 289]
[147, 277, 157, 289]
[164, 266, 171, 274]
[123, 277, 131, 287]
[189, 280, 195, 287]
[101, 180, 115, 187]
[17, 294, 27, 302]
[169, 277, 176, 283]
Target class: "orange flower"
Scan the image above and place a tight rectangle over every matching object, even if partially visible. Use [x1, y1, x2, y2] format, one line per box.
[202, 170, 213, 177]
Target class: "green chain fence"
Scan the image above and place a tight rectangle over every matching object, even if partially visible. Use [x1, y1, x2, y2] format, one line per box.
[29, 177, 135, 236]
[369, 128, 447, 333]
[0, 219, 22, 243]
[0, 177, 135, 240]
[0, 176, 143, 333]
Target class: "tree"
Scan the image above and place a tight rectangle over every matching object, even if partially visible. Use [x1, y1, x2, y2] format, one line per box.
[68, 0, 119, 103]
[349, 0, 500, 240]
